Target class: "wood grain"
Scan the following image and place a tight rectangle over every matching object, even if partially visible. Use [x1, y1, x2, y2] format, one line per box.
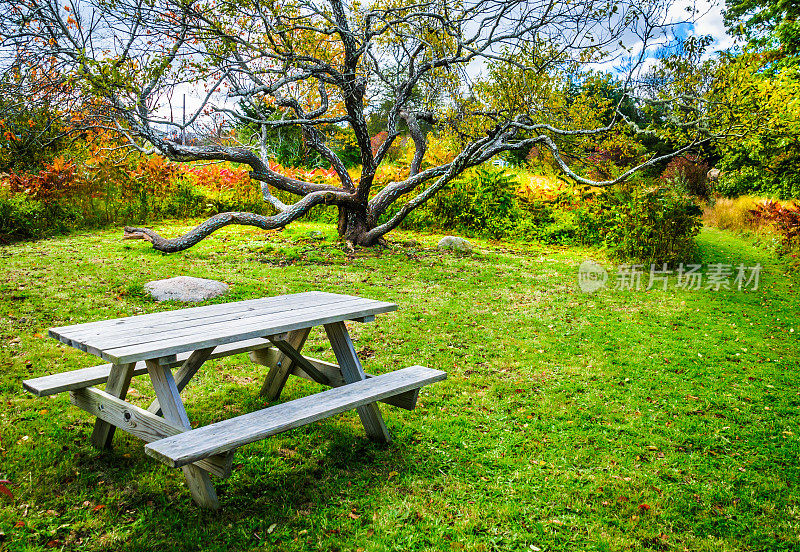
[325, 321, 391, 443]
[250, 352, 420, 410]
[148, 347, 215, 416]
[146, 359, 219, 509]
[23, 338, 272, 397]
[259, 328, 311, 400]
[90, 363, 134, 449]
[91, 299, 396, 364]
[70, 387, 232, 478]
[144, 365, 446, 468]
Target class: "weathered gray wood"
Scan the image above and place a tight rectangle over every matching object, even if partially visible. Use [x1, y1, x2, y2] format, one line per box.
[53, 292, 351, 348]
[294, 357, 421, 411]
[351, 315, 375, 323]
[146, 359, 219, 509]
[70, 387, 232, 478]
[148, 347, 215, 416]
[250, 351, 420, 410]
[259, 328, 311, 400]
[23, 338, 272, 397]
[324, 321, 391, 443]
[98, 298, 396, 364]
[268, 335, 329, 385]
[145, 366, 446, 468]
[50, 294, 395, 363]
[90, 363, 135, 449]
[51, 292, 338, 341]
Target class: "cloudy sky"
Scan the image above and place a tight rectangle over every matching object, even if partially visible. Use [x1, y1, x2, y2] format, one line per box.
[675, 0, 737, 51]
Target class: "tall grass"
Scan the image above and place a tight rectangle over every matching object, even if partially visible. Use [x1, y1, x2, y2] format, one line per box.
[702, 196, 759, 232]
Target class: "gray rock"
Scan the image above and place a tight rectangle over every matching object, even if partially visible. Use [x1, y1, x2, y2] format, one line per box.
[707, 168, 722, 182]
[437, 235, 473, 253]
[144, 276, 229, 302]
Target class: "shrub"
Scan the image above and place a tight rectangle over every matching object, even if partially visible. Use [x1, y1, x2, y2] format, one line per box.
[4, 157, 81, 199]
[576, 184, 703, 263]
[422, 167, 523, 239]
[0, 195, 82, 241]
[716, 158, 800, 200]
[660, 155, 710, 198]
[748, 200, 800, 253]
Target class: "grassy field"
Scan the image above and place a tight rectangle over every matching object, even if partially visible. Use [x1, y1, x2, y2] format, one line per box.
[0, 221, 798, 551]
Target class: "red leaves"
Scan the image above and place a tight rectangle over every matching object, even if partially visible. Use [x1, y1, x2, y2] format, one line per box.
[749, 200, 800, 242]
[0, 480, 12, 500]
[266, 160, 336, 183]
[4, 158, 78, 199]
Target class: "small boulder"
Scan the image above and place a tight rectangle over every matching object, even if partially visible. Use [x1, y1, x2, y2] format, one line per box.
[437, 236, 473, 253]
[144, 276, 229, 302]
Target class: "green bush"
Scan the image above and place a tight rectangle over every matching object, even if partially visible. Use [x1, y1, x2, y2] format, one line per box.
[0, 195, 83, 241]
[421, 167, 524, 239]
[576, 184, 703, 263]
[716, 152, 800, 200]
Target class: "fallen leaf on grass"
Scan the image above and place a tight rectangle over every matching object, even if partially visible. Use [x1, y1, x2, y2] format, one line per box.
[267, 523, 277, 534]
[0, 480, 12, 500]
[638, 504, 651, 512]
[91, 505, 105, 512]
[348, 512, 361, 520]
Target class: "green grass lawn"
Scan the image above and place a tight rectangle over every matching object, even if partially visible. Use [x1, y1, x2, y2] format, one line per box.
[1, 222, 799, 551]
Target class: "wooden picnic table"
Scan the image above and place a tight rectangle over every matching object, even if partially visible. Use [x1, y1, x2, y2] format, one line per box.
[23, 291, 446, 509]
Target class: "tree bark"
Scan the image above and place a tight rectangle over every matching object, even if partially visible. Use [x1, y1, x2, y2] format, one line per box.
[337, 205, 377, 246]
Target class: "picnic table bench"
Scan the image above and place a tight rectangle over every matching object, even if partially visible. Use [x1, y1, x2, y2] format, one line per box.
[23, 291, 446, 509]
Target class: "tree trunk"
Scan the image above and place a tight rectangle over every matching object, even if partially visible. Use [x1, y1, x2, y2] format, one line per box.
[337, 205, 378, 246]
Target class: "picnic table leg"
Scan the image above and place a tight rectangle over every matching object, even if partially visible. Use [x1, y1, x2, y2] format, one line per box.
[90, 362, 135, 449]
[148, 347, 215, 416]
[324, 322, 391, 443]
[145, 359, 219, 509]
[258, 328, 311, 400]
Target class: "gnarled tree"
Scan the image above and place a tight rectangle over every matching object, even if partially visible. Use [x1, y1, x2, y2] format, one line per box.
[0, 0, 705, 251]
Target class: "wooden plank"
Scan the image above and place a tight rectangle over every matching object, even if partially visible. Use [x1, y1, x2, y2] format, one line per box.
[250, 351, 420, 410]
[149, 347, 215, 416]
[351, 315, 375, 323]
[54, 292, 354, 349]
[51, 292, 337, 339]
[23, 338, 272, 397]
[90, 363, 134, 449]
[293, 357, 420, 411]
[85, 297, 392, 353]
[146, 359, 219, 509]
[100, 299, 397, 365]
[268, 335, 330, 385]
[70, 387, 232, 478]
[23, 363, 145, 397]
[259, 328, 311, 400]
[325, 321, 391, 443]
[144, 365, 446, 468]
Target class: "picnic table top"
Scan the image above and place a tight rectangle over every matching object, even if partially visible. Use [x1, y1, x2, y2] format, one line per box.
[49, 291, 398, 365]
